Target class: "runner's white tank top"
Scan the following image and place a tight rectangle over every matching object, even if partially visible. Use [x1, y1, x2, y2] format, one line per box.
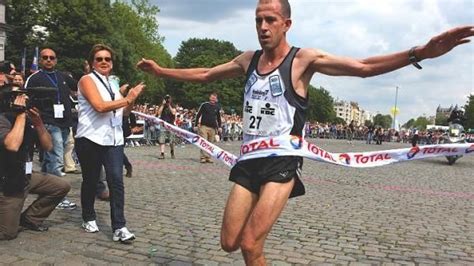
[241, 47, 308, 158]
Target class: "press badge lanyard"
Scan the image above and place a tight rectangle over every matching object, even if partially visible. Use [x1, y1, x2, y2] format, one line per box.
[92, 71, 116, 115]
[41, 70, 61, 104]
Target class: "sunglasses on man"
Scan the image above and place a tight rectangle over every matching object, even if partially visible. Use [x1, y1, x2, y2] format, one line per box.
[41, 55, 56, 61]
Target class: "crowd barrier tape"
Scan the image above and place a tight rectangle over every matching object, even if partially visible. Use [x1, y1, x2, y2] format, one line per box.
[133, 111, 474, 169]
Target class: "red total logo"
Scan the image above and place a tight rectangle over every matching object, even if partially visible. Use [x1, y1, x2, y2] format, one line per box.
[240, 138, 279, 155]
[307, 143, 336, 162]
[421, 147, 458, 155]
[217, 151, 235, 165]
[338, 153, 351, 165]
[354, 153, 391, 164]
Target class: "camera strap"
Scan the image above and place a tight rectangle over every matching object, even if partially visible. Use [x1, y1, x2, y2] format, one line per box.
[92, 71, 116, 115]
[41, 70, 61, 104]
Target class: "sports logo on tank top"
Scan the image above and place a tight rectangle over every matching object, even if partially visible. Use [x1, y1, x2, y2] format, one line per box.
[244, 101, 253, 113]
[251, 89, 269, 100]
[269, 75, 283, 96]
[260, 103, 275, 115]
[245, 73, 258, 94]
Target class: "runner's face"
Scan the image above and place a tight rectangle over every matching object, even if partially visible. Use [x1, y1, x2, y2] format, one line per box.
[93, 50, 113, 76]
[255, 1, 290, 50]
[40, 49, 57, 71]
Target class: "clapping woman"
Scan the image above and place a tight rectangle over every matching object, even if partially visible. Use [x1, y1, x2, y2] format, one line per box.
[75, 44, 145, 243]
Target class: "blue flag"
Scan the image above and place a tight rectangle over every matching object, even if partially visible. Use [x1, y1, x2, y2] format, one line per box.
[21, 48, 26, 76]
[30, 46, 39, 72]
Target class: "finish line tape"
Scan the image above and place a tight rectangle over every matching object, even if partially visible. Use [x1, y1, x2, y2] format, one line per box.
[133, 111, 474, 168]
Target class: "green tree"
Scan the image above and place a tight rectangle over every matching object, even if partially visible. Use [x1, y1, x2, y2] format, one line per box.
[5, 0, 48, 68]
[435, 112, 449, 126]
[41, 0, 113, 77]
[464, 94, 474, 130]
[333, 117, 346, 125]
[403, 118, 416, 129]
[306, 85, 335, 122]
[170, 38, 243, 111]
[108, 1, 172, 103]
[413, 116, 430, 130]
[373, 114, 392, 129]
[6, 0, 172, 104]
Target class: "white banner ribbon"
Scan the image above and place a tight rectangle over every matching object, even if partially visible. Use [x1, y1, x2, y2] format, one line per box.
[134, 111, 474, 168]
[134, 112, 238, 168]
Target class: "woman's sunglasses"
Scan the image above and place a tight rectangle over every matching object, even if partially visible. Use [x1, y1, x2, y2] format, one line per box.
[95, 57, 112, 63]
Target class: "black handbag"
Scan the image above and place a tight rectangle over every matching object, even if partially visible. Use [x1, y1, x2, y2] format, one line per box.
[122, 116, 131, 138]
[0, 149, 28, 196]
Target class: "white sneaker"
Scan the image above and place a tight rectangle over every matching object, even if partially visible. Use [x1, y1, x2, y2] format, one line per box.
[56, 198, 77, 210]
[82, 220, 99, 233]
[112, 227, 135, 243]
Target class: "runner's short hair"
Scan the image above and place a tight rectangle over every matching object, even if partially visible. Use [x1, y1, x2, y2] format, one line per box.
[259, 0, 291, 18]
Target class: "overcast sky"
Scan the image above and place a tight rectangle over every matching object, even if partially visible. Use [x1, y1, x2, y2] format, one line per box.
[150, 0, 473, 124]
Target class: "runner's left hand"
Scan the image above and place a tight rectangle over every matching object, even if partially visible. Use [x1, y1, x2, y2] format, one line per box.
[420, 26, 473, 60]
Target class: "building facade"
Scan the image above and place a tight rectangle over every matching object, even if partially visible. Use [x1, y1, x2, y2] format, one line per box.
[0, 0, 6, 61]
[436, 105, 456, 119]
[350, 102, 361, 125]
[360, 109, 373, 125]
[334, 100, 371, 125]
[334, 100, 351, 124]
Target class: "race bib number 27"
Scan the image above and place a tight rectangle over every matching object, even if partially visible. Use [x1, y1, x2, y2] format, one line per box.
[243, 100, 279, 136]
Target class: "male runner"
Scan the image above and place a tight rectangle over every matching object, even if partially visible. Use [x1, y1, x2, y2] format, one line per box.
[137, 0, 473, 264]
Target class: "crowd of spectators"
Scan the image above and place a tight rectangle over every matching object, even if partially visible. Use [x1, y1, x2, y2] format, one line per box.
[304, 122, 474, 144]
[129, 103, 244, 145]
[127, 103, 474, 147]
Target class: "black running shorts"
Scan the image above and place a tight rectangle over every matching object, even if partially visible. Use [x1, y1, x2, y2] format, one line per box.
[229, 156, 305, 198]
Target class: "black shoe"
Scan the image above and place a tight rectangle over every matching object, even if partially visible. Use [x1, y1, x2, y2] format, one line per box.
[20, 218, 49, 232]
[125, 165, 133, 178]
[159, 153, 165, 159]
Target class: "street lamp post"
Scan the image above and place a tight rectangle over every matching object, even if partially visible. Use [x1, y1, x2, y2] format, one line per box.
[393, 86, 399, 129]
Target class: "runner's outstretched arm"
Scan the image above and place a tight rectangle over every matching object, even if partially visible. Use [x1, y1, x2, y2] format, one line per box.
[136, 51, 254, 83]
[303, 26, 473, 78]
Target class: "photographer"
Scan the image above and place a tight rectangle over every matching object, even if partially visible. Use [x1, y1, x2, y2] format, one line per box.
[156, 94, 176, 159]
[0, 93, 70, 240]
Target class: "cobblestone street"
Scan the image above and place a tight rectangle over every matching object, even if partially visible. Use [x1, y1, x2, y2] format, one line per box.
[1, 139, 473, 265]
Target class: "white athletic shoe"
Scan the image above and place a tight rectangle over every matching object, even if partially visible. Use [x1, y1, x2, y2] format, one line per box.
[82, 220, 99, 233]
[113, 227, 135, 243]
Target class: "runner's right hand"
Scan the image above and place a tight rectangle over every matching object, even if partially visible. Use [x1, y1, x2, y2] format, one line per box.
[136, 58, 160, 75]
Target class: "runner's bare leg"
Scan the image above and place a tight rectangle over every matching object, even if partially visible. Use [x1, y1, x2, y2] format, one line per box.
[220, 184, 258, 252]
[240, 179, 295, 265]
